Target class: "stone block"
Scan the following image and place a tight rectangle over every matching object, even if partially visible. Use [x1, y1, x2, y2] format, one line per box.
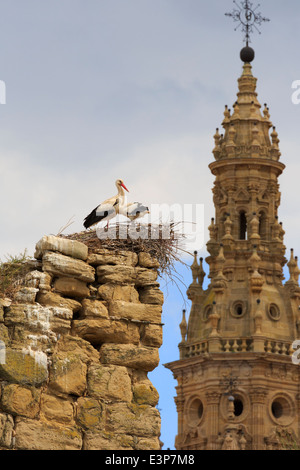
[0, 348, 48, 386]
[135, 268, 158, 287]
[135, 437, 161, 450]
[4, 304, 26, 327]
[5, 303, 73, 336]
[42, 252, 95, 283]
[53, 336, 99, 364]
[76, 397, 104, 430]
[40, 393, 74, 424]
[1, 384, 41, 418]
[48, 306, 74, 335]
[0, 324, 10, 345]
[88, 249, 138, 267]
[49, 355, 87, 396]
[87, 364, 132, 402]
[14, 418, 82, 450]
[33, 304, 73, 336]
[24, 270, 52, 292]
[73, 318, 140, 345]
[0, 298, 12, 308]
[96, 265, 158, 286]
[53, 276, 90, 299]
[37, 291, 82, 313]
[138, 252, 160, 269]
[35, 235, 88, 261]
[98, 283, 139, 303]
[100, 343, 160, 371]
[133, 381, 159, 406]
[106, 402, 161, 437]
[80, 298, 109, 319]
[14, 287, 39, 304]
[139, 285, 164, 305]
[48, 337, 98, 397]
[96, 265, 137, 284]
[108, 300, 162, 323]
[140, 324, 163, 348]
[83, 431, 134, 450]
[0, 413, 14, 448]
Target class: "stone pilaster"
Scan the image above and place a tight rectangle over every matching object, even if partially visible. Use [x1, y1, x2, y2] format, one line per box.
[205, 391, 221, 450]
[249, 388, 268, 450]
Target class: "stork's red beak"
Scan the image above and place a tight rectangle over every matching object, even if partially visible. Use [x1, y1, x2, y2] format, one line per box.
[121, 183, 129, 192]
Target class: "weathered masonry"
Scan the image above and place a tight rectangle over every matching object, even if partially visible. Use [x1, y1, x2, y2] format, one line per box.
[0, 233, 164, 450]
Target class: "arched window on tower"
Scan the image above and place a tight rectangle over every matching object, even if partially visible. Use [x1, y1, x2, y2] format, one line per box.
[259, 211, 267, 240]
[239, 211, 247, 240]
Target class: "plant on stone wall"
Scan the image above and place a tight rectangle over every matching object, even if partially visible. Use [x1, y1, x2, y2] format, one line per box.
[0, 250, 31, 299]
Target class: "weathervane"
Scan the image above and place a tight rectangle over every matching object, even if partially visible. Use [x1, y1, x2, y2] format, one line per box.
[225, 1, 270, 47]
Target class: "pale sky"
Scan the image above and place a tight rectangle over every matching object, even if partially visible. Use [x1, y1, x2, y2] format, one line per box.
[1, 0, 300, 259]
[1, 0, 300, 450]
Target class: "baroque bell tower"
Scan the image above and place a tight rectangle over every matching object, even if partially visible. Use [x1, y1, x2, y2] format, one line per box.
[165, 3, 300, 451]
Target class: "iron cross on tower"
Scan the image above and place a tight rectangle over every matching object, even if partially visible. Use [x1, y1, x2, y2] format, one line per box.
[225, 0, 270, 47]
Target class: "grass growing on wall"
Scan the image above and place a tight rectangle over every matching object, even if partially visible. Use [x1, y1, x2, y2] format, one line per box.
[0, 250, 31, 299]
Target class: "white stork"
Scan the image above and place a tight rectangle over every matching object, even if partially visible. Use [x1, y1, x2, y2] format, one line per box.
[83, 179, 129, 229]
[120, 201, 150, 221]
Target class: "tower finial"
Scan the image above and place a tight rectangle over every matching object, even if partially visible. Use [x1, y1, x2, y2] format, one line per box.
[225, 1, 270, 62]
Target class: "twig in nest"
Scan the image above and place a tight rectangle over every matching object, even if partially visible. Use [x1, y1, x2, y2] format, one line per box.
[56, 215, 75, 236]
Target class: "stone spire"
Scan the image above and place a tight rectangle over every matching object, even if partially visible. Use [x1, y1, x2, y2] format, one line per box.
[166, 42, 300, 452]
[206, 57, 287, 295]
[213, 62, 279, 162]
[165, 3, 300, 450]
[187, 49, 294, 344]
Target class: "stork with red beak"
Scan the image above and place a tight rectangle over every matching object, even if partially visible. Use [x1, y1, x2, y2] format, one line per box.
[83, 179, 129, 229]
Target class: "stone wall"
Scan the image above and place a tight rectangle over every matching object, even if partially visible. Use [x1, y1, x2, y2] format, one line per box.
[0, 235, 164, 450]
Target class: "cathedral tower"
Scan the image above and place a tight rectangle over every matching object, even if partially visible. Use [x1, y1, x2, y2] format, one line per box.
[165, 11, 300, 451]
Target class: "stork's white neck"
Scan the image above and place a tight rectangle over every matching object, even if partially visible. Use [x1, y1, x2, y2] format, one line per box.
[117, 184, 125, 197]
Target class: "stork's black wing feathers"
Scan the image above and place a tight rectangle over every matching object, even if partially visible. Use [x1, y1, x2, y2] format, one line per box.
[83, 198, 119, 229]
[83, 206, 109, 229]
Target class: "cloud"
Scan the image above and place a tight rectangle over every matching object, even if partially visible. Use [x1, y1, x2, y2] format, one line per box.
[2, 0, 300, 451]
[0, 0, 299, 259]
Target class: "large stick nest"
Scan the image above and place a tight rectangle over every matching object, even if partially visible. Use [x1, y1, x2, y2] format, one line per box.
[0, 223, 187, 301]
[61, 222, 186, 277]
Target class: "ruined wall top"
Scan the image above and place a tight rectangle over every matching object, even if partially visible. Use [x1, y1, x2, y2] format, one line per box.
[0, 231, 165, 450]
